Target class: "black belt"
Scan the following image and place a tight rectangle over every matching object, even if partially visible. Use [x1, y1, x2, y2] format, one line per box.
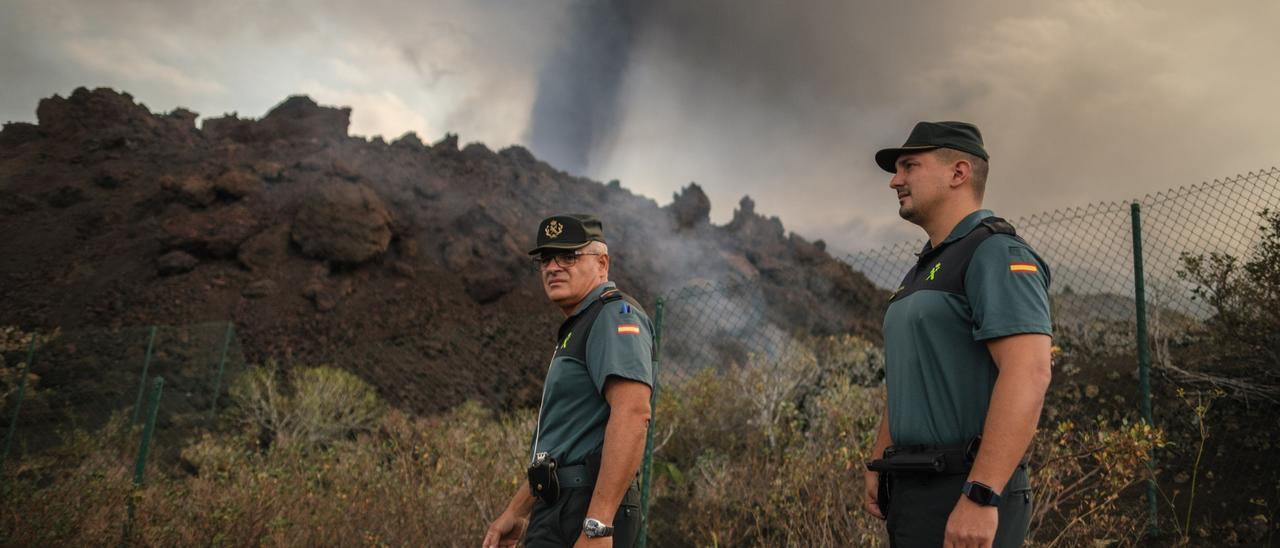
[868, 438, 979, 475]
[556, 463, 596, 489]
[867, 438, 1030, 476]
[871, 444, 975, 475]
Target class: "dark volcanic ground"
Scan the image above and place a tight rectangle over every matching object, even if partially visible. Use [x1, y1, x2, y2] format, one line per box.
[0, 87, 884, 413]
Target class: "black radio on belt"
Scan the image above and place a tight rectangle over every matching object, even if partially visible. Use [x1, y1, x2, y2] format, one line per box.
[527, 452, 561, 504]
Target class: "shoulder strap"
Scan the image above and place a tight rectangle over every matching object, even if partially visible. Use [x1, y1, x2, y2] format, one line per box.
[889, 216, 1025, 303]
[556, 289, 644, 361]
[980, 216, 1015, 236]
[952, 216, 1026, 278]
[957, 216, 1031, 298]
[604, 288, 647, 318]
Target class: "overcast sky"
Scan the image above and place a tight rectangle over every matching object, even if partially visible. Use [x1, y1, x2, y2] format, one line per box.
[3, 0, 1278, 254]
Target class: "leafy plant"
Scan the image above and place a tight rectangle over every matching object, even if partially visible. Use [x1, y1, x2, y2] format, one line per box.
[1178, 208, 1280, 374]
[229, 362, 384, 450]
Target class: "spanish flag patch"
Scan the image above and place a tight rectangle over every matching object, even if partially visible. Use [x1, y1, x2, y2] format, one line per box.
[617, 324, 641, 335]
[1009, 262, 1039, 273]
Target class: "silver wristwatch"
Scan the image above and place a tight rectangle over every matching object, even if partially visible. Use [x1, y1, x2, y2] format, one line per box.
[582, 517, 614, 538]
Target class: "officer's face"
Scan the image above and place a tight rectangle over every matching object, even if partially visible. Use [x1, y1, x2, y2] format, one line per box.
[889, 151, 948, 223]
[541, 247, 607, 309]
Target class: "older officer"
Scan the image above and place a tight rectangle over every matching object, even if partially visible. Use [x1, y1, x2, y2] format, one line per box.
[863, 122, 1053, 547]
[483, 214, 654, 548]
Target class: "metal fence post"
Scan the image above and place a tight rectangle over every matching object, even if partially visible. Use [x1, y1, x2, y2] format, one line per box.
[130, 326, 157, 425]
[1, 333, 38, 473]
[121, 376, 163, 546]
[1130, 201, 1158, 536]
[637, 298, 664, 548]
[209, 322, 234, 415]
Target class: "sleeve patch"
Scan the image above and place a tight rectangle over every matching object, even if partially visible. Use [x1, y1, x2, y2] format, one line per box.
[617, 324, 641, 335]
[1010, 262, 1039, 273]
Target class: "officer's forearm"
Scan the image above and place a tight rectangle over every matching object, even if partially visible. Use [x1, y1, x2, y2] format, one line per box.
[970, 334, 1052, 493]
[502, 482, 536, 518]
[587, 381, 652, 523]
[865, 411, 891, 486]
[871, 397, 892, 459]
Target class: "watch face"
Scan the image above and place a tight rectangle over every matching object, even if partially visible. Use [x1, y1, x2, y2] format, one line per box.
[583, 518, 613, 538]
[964, 482, 999, 506]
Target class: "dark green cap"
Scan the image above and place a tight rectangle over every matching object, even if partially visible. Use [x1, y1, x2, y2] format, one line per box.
[875, 121, 989, 173]
[528, 214, 607, 256]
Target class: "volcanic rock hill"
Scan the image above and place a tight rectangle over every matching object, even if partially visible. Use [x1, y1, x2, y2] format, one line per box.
[0, 87, 883, 413]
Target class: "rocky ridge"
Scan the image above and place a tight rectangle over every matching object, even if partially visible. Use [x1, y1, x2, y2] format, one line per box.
[0, 87, 883, 413]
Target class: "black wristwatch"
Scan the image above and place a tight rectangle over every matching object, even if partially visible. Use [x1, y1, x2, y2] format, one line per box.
[583, 517, 614, 538]
[962, 481, 1002, 507]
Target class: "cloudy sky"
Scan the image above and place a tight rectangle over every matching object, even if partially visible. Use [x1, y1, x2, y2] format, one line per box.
[3, 0, 1278, 253]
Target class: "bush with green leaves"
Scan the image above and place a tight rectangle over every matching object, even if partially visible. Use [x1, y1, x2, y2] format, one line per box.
[1178, 208, 1280, 375]
[229, 362, 384, 450]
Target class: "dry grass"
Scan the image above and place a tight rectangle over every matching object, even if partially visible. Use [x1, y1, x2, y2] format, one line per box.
[2, 341, 1168, 547]
[2, 400, 532, 546]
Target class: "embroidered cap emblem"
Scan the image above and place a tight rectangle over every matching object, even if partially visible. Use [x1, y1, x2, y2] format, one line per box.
[544, 220, 564, 239]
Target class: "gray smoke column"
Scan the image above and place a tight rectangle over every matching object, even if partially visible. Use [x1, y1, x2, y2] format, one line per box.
[524, 0, 639, 175]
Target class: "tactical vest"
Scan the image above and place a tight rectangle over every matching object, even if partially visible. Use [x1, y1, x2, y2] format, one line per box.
[889, 217, 1025, 304]
[554, 288, 646, 361]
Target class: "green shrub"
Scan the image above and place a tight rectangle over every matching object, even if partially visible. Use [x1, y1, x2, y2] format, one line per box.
[1179, 208, 1280, 372]
[229, 362, 384, 450]
[1028, 417, 1164, 546]
[648, 338, 888, 546]
[1, 326, 50, 411]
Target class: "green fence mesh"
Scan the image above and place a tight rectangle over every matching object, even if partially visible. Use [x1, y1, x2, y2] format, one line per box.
[1, 321, 246, 469]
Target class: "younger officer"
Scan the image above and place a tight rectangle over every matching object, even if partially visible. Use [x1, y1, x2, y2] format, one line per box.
[483, 214, 655, 548]
[863, 122, 1054, 547]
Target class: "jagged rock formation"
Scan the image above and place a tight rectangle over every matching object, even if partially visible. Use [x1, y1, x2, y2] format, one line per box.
[0, 87, 884, 413]
[670, 183, 712, 229]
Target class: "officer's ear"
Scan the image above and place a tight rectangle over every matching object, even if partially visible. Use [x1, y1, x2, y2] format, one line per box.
[598, 251, 610, 273]
[948, 158, 972, 190]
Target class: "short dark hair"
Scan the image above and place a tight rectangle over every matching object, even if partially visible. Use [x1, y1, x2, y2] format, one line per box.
[933, 148, 989, 199]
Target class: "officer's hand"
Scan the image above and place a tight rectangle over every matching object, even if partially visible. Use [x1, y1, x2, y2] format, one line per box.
[481, 512, 527, 548]
[943, 495, 998, 548]
[862, 471, 885, 520]
[573, 532, 612, 548]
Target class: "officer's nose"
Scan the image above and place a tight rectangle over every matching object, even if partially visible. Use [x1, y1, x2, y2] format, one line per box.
[889, 171, 905, 190]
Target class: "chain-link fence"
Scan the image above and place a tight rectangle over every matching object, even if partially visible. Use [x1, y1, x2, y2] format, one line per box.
[1, 321, 246, 540]
[2, 321, 245, 462]
[641, 167, 1280, 544]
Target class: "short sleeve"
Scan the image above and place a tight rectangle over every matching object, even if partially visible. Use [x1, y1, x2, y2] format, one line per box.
[965, 235, 1053, 341]
[585, 300, 655, 393]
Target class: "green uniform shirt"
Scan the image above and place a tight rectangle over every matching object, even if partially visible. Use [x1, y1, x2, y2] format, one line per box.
[531, 281, 654, 466]
[883, 209, 1052, 447]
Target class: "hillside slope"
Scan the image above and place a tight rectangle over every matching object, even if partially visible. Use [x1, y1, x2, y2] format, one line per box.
[0, 87, 883, 413]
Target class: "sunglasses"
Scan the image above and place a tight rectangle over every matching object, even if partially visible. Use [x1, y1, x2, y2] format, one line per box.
[533, 250, 605, 271]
